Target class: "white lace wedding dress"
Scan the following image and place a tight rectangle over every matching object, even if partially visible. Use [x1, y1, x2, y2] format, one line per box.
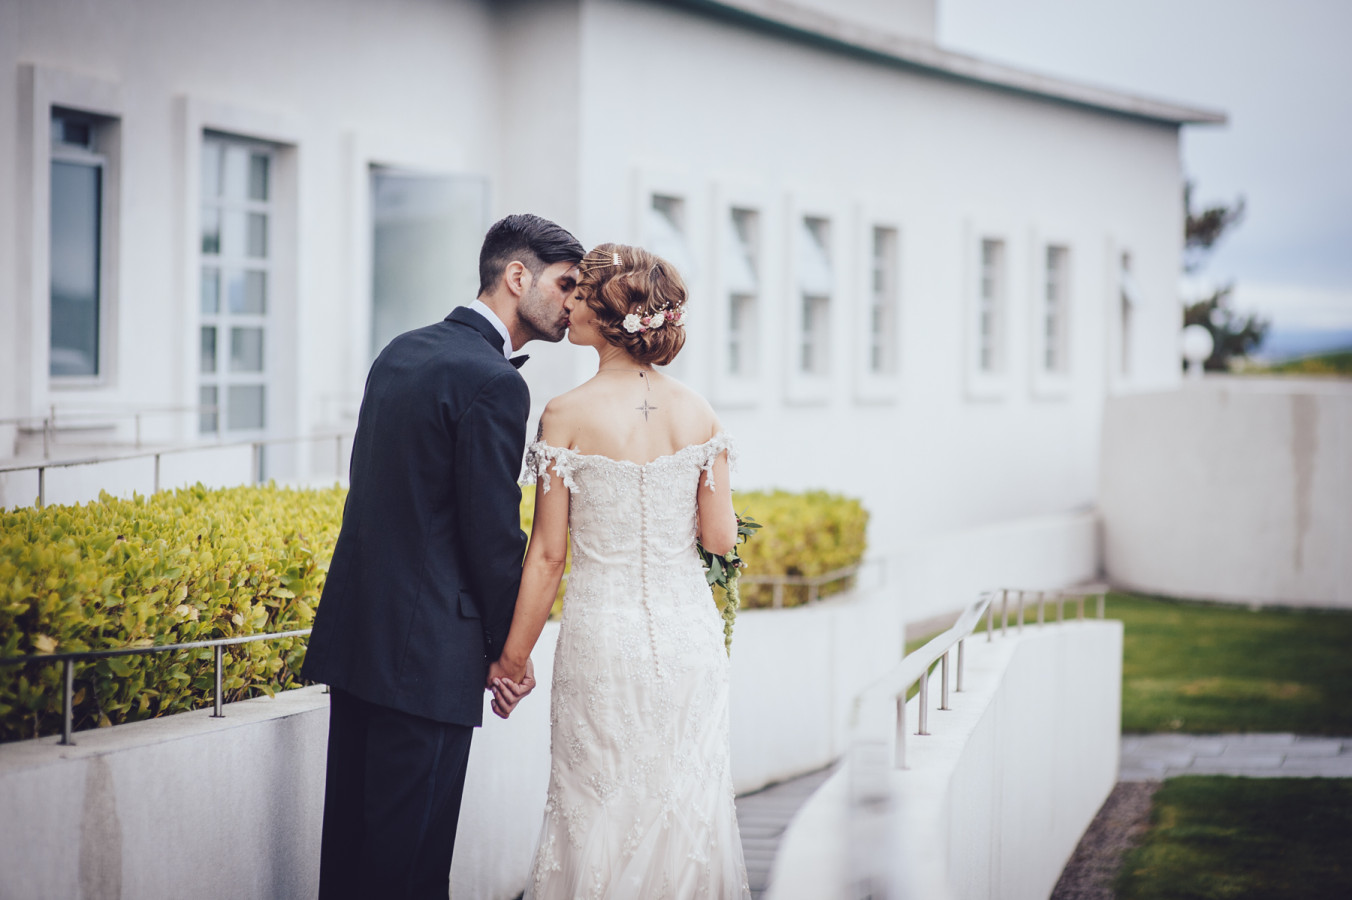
[521, 433, 751, 900]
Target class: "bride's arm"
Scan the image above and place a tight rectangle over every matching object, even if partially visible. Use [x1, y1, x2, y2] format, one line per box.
[696, 448, 737, 556]
[488, 441, 570, 692]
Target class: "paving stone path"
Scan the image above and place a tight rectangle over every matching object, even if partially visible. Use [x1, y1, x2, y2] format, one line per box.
[1119, 733, 1352, 781]
[735, 764, 837, 899]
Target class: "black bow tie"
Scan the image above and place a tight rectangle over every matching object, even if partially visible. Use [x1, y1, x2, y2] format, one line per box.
[510, 355, 530, 370]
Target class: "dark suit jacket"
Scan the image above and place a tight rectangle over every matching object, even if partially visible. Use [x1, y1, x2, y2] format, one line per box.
[303, 307, 529, 727]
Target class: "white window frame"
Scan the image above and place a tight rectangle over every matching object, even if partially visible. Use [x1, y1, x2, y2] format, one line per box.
[852, 201, 906, 403]
[48, 109, 116, 386]
[786, 192, 849, 406]
[710, 181, 774, 408]
[340, 132, 475, 427]
[16, 65, 123, 422]
[1029, 228, 1073, 400]
[631, 169, 707, 389]
[176, 97, 299, 464]
[963, 219, 1017, 401]
[198, 132, 277, 439]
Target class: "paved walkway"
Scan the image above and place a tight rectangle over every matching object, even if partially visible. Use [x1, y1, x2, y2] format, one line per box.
[736, 765, 837, 899]
[1119, 733, 1352, 780]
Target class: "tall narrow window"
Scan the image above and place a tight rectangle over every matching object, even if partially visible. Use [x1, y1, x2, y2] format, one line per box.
[648, 194, 698, 279]
[1043, 245, 1069, 373]
[200, 133, 274, 435]
[1119, 252, 1136, 377]
[726, 208, 759, 376]
[978, 238, 1005, 373]
[869, 227, 899, 375]
[50, 109, 108, 378]
[370, 168, 489, 361]
[798, 217, 833, 376]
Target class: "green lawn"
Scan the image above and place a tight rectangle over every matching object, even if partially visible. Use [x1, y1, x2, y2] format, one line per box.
[1105, 592, 1352, 734]
[1116, 777, 1352, 900]
[907, 592, 1352, 733]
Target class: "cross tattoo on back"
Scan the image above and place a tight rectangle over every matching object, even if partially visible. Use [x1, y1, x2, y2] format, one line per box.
[636, 398, 658, 421]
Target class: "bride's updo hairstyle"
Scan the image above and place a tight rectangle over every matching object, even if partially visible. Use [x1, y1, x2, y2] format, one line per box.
[577, 243, 688, 366]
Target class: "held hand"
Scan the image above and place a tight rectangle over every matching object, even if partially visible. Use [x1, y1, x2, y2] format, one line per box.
[487, 657, 536, 720]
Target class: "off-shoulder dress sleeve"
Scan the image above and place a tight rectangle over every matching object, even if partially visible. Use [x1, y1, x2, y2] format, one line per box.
[521, 440, 578, 494]
[698, 432, 737, 491]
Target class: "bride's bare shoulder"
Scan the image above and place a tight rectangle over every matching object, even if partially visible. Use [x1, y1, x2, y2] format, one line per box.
[657, 374, 722, 439]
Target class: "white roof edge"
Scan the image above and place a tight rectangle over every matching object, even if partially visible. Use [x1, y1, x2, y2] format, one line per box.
[679, 0, 1228, 126]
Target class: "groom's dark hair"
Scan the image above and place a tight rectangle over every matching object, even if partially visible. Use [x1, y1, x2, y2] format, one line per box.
[478, 214, 584, 296]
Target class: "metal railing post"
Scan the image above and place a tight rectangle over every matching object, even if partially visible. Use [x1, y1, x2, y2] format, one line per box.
[1000, 589, 1009, 637]
[986, 597, 995, 643]
[1097, 592, 1106, 619]
[1037, 591, 1045, 625]
[1057, 593, 1064, 622]
[61, 659, 74, 745]
[37, 467, 46, 509]
[212, 645, 224, 717]
[134, 412, 142, 449]
[1078, 594, 1086, 620]
[250, 443, 262, 484]
[772, 582, 784, 609]
[1017, 590, 1025, 632]
[334, 434, 343, 477]
[895, 696, 907, 769]
[956, 638, 966, 692]
[940, 651, 951, 710]
[153, 453, 162, 494]
[917, 667, 930, 736]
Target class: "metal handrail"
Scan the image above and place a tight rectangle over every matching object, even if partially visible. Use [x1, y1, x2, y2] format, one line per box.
[739, 561, 874, 607]
[0, 628, 313, 746]
[854, 583, 1108, 769]
[1, 430, 353, 507]
[0, 404, 219, 459]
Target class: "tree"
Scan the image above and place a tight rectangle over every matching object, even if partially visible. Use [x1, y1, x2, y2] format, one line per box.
[1180, 182, 1266, 371]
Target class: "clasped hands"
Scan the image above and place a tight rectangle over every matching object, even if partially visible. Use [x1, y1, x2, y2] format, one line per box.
[486, 653, 536, 720]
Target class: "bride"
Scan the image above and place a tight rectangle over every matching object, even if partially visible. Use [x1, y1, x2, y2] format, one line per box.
[487, 243, 751, 899]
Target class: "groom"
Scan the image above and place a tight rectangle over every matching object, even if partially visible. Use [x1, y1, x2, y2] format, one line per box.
[303, 214, 584, 899]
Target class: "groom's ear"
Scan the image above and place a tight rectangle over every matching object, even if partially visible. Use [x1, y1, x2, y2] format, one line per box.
[504, 260, 530, 298]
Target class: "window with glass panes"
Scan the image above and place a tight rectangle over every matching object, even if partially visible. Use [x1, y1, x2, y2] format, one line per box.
[199, 134, 273, 435]
[50, 109, 109, 379]
[727, 208, 759, 376]
[978, 238, 1005, 373]
[1044, 245, 1069, 373]
[799, 217, 833, 376]
[869, 227, 899, 374]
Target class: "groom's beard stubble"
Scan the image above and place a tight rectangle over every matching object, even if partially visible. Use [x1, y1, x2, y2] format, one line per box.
[518, 282, 569, 344]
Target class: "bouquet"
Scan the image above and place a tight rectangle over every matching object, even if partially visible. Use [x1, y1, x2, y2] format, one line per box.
[698, 513, 762, 655]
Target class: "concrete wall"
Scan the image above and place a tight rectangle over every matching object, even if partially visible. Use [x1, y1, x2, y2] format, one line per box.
[769, 619, 1123, 900]
[566, 0, 1176, 624]
[1101, 377, 1352, 607]
[0, 583, 905, 899]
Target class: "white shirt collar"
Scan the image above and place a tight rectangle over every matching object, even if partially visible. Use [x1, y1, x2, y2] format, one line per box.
[468, 299, 514, 359]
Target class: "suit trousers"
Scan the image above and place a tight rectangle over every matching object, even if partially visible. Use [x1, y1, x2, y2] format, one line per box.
[317, 687, 474, 900]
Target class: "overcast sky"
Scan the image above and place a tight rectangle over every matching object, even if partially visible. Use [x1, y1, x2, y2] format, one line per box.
[939, 0, 1352, 334]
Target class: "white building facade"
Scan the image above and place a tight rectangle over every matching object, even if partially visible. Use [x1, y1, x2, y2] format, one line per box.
[0, 0, 1223, 622]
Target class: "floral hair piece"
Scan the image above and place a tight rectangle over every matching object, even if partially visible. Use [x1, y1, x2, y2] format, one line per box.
[623, 305, 687, 333]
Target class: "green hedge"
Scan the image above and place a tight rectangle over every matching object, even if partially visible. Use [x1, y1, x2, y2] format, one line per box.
[2, 483, 867, 741]
[0, 485, 344, 742]
[729, 490, 869, 609]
